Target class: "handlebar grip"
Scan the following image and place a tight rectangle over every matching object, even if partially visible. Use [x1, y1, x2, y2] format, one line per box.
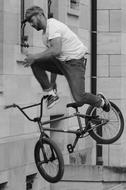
[4, 104, 16, 109]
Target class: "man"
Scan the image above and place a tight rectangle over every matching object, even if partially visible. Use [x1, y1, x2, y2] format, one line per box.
[21, 5, 110, 111]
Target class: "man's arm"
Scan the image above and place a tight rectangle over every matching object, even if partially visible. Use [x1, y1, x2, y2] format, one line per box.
[23, 37, 62, 67]
[35, 37, 62, 59]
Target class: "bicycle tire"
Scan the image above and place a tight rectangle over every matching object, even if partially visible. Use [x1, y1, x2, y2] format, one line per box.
[85, 101, 124, 144]
[34, 137, 64, 183]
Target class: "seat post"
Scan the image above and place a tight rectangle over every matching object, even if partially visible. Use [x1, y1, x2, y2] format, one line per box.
[75, 107, 78, 112]
[76, 108, 83, 131]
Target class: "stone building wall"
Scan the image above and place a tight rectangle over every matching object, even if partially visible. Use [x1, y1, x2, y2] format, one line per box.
[0, 0, 125, 189]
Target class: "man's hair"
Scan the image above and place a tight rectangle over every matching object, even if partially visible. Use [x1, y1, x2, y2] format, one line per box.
[25, 6, 45, 22]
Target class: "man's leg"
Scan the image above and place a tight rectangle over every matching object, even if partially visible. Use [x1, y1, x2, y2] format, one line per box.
[60, 58, 110, 111]
[50, 73, 57, 92]
[31, 57, 62, 91]
[31, 56, 62, 108]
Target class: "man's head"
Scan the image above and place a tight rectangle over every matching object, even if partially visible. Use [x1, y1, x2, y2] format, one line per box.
[25, 6, 47, 31]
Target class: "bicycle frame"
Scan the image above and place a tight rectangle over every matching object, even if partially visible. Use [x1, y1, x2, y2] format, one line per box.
[5, 95, 109, 152]
[14, 96, 91, 135]
[11, 96, 106, 136]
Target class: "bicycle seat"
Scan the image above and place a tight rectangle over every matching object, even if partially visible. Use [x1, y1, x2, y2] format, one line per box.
[66, 102, 82, 109]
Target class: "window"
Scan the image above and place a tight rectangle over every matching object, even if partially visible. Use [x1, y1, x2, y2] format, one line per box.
[70, 0, 80, 10]
[26, 174, 37, 190]
[67, 0, 80, 16]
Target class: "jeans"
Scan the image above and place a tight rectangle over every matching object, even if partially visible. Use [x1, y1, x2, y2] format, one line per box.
[31, 56, 102, 107]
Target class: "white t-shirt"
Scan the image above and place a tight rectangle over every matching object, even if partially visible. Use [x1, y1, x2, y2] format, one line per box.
[42, 18, 88, 61]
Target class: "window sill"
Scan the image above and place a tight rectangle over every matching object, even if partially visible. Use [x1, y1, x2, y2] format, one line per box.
[67, 7, 80, 17]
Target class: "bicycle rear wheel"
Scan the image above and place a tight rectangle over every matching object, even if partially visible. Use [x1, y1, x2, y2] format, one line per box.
[34, 137, 64, 183]
[85, 101, 124, 144]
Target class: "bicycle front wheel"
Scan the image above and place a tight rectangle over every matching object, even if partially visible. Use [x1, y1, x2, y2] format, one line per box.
[34, 137, 64, 183]
[85, 101, 124, 144]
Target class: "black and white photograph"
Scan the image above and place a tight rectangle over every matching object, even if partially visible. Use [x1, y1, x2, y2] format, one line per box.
[0, 0, 126, 189]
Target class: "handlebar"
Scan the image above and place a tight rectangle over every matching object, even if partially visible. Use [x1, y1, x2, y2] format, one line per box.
[4, 95, 49, 122]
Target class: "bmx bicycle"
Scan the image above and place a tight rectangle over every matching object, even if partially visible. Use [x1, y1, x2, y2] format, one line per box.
[4, 95, 124, 183]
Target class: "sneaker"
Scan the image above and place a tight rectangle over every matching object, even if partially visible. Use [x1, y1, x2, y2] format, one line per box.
[98, 93, 111, 112]
[47, 95, 59, 109]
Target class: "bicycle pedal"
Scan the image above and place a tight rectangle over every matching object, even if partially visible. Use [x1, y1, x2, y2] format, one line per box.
[67, 144, 74, 153]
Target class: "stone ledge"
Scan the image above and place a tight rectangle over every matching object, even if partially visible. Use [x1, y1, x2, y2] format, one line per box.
[62, 165, 126, 182]
[0, 164, 126, 190]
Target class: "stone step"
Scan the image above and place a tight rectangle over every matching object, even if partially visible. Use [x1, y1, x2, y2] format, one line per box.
[51, 165, 126, 190]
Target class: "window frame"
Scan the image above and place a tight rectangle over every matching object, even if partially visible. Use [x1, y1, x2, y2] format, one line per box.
[67, 0, 80, 16]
